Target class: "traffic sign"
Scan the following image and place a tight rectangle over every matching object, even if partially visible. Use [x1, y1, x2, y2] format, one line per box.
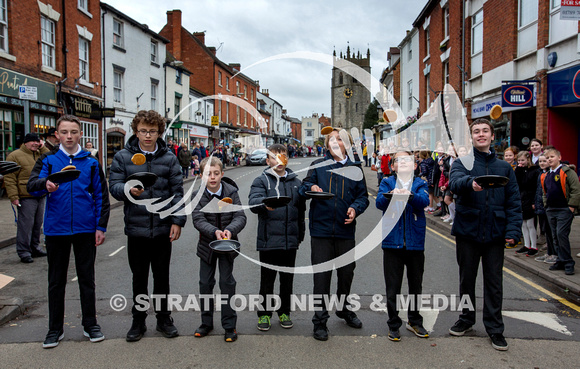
[18, 86, 37, 100]
[211, 115, 219, 126]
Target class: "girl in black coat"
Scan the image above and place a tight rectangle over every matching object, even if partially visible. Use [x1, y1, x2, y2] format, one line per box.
[514, 151, 540, 256]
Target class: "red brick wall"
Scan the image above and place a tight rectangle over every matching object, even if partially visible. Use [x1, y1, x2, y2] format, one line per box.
[482, 0, 517, 73]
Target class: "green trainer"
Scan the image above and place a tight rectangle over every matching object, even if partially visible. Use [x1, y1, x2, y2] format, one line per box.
[279, 314, 294, 329]
[257, 315, 271, 331]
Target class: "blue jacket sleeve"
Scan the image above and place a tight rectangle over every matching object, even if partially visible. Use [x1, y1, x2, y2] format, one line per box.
[410, 179, 430, 211]
[376, 177, 393, 211]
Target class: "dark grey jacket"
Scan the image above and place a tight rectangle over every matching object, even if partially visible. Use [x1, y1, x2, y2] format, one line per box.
[109, 135, 186, 238]
[248, 168, 306, 251]
[191, 177, 247, 264]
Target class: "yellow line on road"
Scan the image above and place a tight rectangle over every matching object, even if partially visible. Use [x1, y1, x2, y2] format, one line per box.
[427, 226, 580, 313]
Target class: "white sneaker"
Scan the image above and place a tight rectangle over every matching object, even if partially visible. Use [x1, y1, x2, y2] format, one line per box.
[443, 217, 453, 223]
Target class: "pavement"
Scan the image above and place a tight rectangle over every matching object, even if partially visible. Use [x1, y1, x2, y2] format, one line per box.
[2, 158, 580, 326]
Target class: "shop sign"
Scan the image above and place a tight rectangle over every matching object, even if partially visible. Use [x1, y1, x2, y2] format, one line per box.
[0, 67, 57, 105]
[64, 93, 100, 119]
[547, 64, 580, 107]
[501, 81, 535, 108]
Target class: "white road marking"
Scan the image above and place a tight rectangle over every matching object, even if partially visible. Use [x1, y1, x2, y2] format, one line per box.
[109, 246, 125, 257]
[503, 311, 572, 336]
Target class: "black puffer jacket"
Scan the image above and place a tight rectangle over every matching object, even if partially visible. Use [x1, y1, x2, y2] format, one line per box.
[515, 165, 540, 219]
[248, 168, 306, 251]
[191, 177, 247, 264]
[450, 147, 522, 243]
[109, 135, 186, 238]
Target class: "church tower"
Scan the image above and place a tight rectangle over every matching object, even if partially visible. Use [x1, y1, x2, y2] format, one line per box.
[331, 44, 371, 133]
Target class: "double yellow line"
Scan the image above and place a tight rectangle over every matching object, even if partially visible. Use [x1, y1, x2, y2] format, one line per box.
[428, 227, 580, 314]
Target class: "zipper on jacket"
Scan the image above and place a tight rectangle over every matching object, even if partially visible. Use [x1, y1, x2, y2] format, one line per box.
[284, 179, 289, 250]
[70, 157, 74, 234]
[148, 157, 154, 237]
[483, 160, 489, 242]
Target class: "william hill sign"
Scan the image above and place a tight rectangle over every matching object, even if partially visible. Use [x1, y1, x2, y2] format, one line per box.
[501, 81, 535, 108]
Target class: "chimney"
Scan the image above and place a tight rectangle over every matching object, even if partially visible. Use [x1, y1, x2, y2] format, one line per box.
[167, 10, 182, 60]
[229, 63, 241, 71]
[261, 89, 269, 96]
[208, 46, 216, 56]
[193, 32, 205, 44]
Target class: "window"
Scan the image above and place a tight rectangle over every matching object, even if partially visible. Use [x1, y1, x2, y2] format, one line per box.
[174, 95, 181, 117]
[0, 0, 8, 52]
[251, 89, 254, 102]
[189, 97, 193, 120]
[34, 115, 56, 136]
[218, 100, 222, 121]
[41, 16, 55, 69]
[236, 81, 240, 94]
[425, 28, 430, 56]
[226, 101, 229, 123]
[339, 103, 341, 114]
[78, 0, 88, 12]
[175, 69, 182, 84]
[519, 0, 538, 27]
[218, 71, 222, 87]
[150, 40, 158, 63]
[236, 106, 240, 124]
[425, 74, 430, 111]
[81, 121, 98, 150]
[306, 130, 313, 137]
[408, 41, 412, 61]
[244, 85, 247, 99]
[79, 37, 89, 81]
[113, 19, 123, 47]
[151, 82, 158, 110]
[307, 122, 312, 127]
[444, 7, 449, 38]
[443, 62, 449, 85]
[0, 110, 12, 160]
[407, 80, 413, 110]
[549, 0, 576, 44]
[339, 73, 343, 85]
[113, 70, 123, 103]
[472, 10, 483, 55]
[226, 77, 229, 90]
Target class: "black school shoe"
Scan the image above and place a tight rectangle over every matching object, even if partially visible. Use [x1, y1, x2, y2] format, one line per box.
[313, 325, 329, 341]
[126, 320, 147, 342]
[515, 246, 530, 254]
[20, 256, 34, 263]
[336, 311, 363, 328]
[449, 320, 473, 336]
[32, 249, 47, 257]
[224, 329, 238, 342]
[42, 330, 64, 349]
[156, 316, 179, 338]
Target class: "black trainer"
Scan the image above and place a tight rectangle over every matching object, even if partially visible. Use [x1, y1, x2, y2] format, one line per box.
[194, 324, 213, 338]
[313, 325, 329, 341]
[549, 263, 565, 271]
[406, 323, 429, 338]
[83, 325, 105, 342]
[156, 316, 179, 338]
[126, 320, 147, 342]
[387, 329, 401, 342]
[336, 311, 363, 328]
[32, 249, 47, 257]
[42, 330, 64, 349]
[224, 329, 238, 342]
[490, 333, 508, 351]
[515, 246, 530, 254]
[449, 320, 473, 336]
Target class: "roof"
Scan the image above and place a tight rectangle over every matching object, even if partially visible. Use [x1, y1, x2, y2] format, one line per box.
[101, 3, 170, 43]
[412, 0, 437, 28]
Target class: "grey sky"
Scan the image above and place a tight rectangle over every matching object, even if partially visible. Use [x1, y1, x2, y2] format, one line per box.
[104, 0, 427, 119]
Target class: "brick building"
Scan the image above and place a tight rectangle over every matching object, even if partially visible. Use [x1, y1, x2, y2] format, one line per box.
[159, 10, 260, 148]
[0, 0, 103, 161]
[411, 0, 580, 164]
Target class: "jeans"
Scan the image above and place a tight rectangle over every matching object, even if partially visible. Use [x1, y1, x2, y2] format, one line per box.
[46, 233, 97, 331]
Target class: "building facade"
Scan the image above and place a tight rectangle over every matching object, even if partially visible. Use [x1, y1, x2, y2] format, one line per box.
[100, 3, 168, 168]
[0, 0, 102, 161]
[301, 113, 320, 147]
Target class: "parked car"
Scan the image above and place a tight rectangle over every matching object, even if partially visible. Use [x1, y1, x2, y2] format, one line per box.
[247, 149, 268, 166]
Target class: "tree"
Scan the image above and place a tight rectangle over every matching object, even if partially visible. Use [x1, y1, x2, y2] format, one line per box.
[363, 99, 380, 131]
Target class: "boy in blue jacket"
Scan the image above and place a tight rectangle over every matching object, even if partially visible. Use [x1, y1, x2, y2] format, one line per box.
[299, 128, 369, 341]
[248, 144, 306, 331]
[27, 115, 110, 349]
[376, 150, 430, 342]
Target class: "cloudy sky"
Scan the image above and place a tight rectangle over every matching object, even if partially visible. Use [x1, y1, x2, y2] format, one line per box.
[104, 0, 427, 119]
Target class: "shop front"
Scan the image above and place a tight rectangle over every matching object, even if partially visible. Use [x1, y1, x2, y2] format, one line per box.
[0, 67, 59, 159]
[62, 92, 104, 163]
[547, 63, 580, 166]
